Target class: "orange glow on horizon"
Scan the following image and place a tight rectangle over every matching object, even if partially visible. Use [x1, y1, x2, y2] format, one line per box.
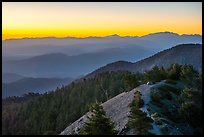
[2, 2, 202, 40]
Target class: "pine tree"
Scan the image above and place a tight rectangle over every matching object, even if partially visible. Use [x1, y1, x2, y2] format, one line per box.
[128, 108, 153, 135]
[130, 91, 144, 108]
[124, 73, 140, 91]
[127, 91, 152, 135]
[144, 65, 163, 83]
[80, 103, 117, 135]
[167, 63, 182, 80]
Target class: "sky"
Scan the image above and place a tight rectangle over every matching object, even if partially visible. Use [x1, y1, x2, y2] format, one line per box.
[2, 2, 202, 40]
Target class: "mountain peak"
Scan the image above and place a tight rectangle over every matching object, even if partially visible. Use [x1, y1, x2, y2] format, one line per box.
[106, 34, 121, 38]
[142, 31, 179, 37]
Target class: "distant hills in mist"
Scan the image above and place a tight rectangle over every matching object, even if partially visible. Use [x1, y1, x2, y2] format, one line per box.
[2, 32, 202, 78]
[2, 32, 202, 98]
[3, 32, 201, 57]
[2, 44, 202, 98]
[3, 73, 26, 83]
[2, 76, 74, 98]
[85, 44, 202, 80]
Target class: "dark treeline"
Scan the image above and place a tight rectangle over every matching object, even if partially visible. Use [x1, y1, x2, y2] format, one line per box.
[2, 63, 202, 135]
[2, 71, 133, 135]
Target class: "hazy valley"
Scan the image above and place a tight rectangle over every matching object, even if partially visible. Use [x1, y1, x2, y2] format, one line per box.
[2, 39, 202, 135]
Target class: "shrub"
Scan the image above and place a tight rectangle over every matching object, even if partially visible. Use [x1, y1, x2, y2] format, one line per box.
[165, 79, 177, 85]
[159, 90, 172, 100]
[151, 91, 160, 103]
[158, 84, 180, 95]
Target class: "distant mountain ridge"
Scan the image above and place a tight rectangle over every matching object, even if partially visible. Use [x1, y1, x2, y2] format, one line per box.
[85, 44, 202, 80]
[2, 77, 74, 98]
[2, 47, 154, 78]
[2, 31, 202, 78]
[2, 31, 201, 41]
[3, 31, 202, 57]
[2, 73, 25, 83]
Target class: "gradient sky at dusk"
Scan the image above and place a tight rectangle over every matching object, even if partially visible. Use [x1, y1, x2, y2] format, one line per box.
[2, 2, 202, 40]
